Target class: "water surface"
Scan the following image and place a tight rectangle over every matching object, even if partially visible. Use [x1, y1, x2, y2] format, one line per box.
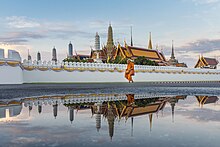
[0, 92, 219, 147]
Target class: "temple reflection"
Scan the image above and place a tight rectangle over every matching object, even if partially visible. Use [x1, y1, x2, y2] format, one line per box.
[195, 96, 219, 107]
[0, 100, 22, 120]
[0, 94, 219, 140]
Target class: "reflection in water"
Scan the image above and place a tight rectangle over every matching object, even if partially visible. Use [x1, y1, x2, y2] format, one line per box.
[0, 100, 22, 120]
[0, 94, 219, 141]
[196, 96, 219, 107]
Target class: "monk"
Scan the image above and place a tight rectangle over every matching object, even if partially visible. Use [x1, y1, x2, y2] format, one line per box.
[126, 94, 135, 105]
[125, 59, 135, 83]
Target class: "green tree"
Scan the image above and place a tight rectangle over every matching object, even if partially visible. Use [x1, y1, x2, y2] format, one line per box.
[134, 56, 158, 66]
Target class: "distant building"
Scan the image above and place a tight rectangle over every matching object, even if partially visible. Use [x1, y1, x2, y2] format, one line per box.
[28, 50, 32, 61]
[68, 42, 73, 58]
[90, 24, 117, 62]
[168, 41, 187, 67]
[53, 104, 58, 119]
[195, 56, 219, 69]
[95, 32, 100, 50]
[65, 41, 90, 61]
[114, 42, 167, 65]
[168, 40, 178, 65]
[69, 106, 74, 123]
[90, 32, 103, 63]
[52, 46, 57, 62]
[37, 51, 41, 61]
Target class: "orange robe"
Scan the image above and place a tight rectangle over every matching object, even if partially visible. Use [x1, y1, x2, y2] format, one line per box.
[126, 94, 135, 105]
[125, 62, 135, 82]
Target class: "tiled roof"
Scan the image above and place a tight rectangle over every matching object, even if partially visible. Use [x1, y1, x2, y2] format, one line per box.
[126, 46, 166, 61]
[204, 57, 219, 66]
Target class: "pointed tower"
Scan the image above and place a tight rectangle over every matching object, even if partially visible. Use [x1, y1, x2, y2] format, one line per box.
[169, 97, 178, 123]
[168, 40, 178, 65]
[53, 103, 58, 119]
[107, 106, 115, 140]
[96, 103, 102, 132]
[28, 50, 32, 60]
[148, 32, 153, 49]
[37, 51, 41, 61]
[28, 105, 32, 117]
[130, 26, 133, 46]
[106, 23, 115, 59]
[149, 113, 153, 131]
[69, 106, 74, 124]
[95, 32, 100, 50]
[171, 40, 175, 60]
[52, 46, 57, 62]
[38, 105, 42, 114]
[131, 117, 134, 136]
[68, 42, 73, 58]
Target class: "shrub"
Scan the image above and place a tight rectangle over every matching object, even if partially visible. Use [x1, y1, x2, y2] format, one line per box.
[134, 56, 158, 66]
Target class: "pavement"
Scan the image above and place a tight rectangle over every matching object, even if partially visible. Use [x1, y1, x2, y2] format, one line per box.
[0, 82, 220, 99]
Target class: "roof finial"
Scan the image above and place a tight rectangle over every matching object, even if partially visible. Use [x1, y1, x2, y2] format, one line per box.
[124, 39, 127, 47]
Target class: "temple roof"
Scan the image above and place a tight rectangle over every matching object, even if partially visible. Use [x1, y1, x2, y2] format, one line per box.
[203, 57, 219, 65]
[115, 44, 166, 62]
[196, 96, 219, 105]
[195, 56, 219, 68]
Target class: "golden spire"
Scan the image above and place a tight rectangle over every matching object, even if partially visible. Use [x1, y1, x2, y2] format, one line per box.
[124, 39, 128, 47]
[148, 32, 153, 49]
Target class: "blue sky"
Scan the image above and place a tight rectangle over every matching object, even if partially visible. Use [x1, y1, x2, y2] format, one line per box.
[0, 0, 220, 67]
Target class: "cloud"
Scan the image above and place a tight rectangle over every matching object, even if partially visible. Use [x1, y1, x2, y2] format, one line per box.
[1, 16, 95, 44]
[191, 0, 220, 5]
[0, 31, 46, 45]
[162, 39, 220, 67]
[179, 39, 220, 53]
[174, 39, 220, 64]
[6, 16, 41, 28]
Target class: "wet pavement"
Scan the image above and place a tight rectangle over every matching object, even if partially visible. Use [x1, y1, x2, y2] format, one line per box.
[0, 84, 220, 147]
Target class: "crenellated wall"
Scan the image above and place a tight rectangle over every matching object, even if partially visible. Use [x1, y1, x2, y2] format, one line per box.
[0, 49, 220, 84]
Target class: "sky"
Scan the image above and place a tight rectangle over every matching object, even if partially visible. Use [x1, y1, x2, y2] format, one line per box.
[0, 0, 220, 67]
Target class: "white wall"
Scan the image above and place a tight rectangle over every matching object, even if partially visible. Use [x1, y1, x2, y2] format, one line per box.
[0, 65, 23, 84]
[134, 72, 219, 82]
[22, 69, 220, 83]
[23, 70, 127, 83]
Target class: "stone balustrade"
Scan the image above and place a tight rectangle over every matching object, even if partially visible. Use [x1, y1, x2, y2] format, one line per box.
[22, 94, 173, 107]
[21, 59, 220, 74]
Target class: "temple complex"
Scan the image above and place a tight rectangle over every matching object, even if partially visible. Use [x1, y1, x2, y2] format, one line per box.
[90, 26, 168, 65]
[195, 56, 219, 69]
[90, 24, 117, 62]
[114, 42, 167, 65]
